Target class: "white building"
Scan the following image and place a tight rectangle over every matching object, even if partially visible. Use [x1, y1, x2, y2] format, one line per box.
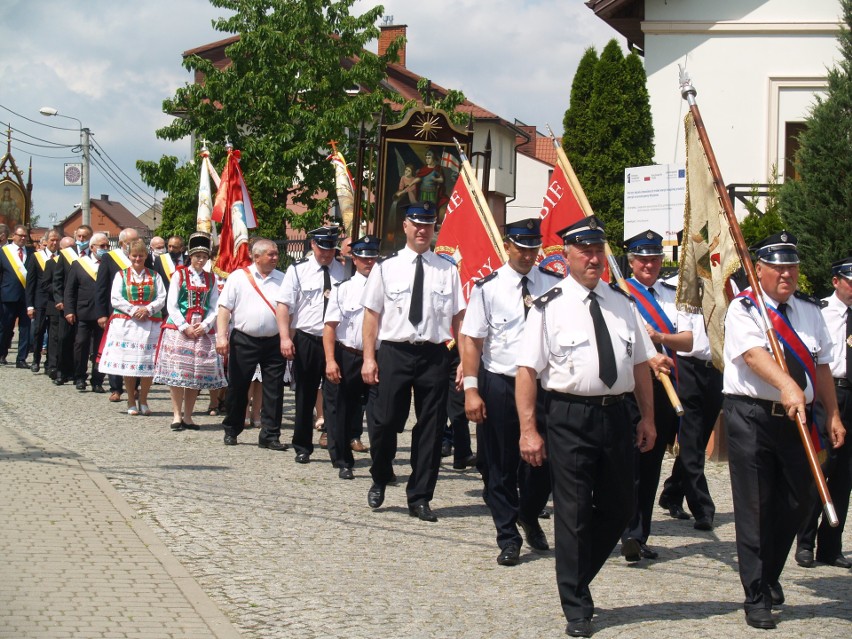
[588, 0, 844, 200]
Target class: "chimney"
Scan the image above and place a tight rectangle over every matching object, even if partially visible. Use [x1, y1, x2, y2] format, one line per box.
[100, 194, 109, 201]
[379, 18, 407, 68]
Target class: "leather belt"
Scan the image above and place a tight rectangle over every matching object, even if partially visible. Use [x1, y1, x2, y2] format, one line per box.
[551, 392, 625, 406]
[681, 355, 714, 368]
[338, 343, 363, 356]
[296, 329, 322, 343]
[835, 377, 851, 390]
[727, 394, 787, 418]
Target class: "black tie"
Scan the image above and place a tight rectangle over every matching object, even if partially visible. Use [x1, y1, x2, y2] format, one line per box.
[777, 303, 807, 390]
[521, 276, 531, 319]
[409, 255, 424, 325]
[322, 265, 331, 319]
[846, 307, 851, 382]
[647, 286, 663, 353]
[588, 291, 617, 388]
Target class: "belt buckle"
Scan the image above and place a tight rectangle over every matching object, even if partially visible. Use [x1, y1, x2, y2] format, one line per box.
[770, 402, 786, 418]
[601, 395, 616, 406]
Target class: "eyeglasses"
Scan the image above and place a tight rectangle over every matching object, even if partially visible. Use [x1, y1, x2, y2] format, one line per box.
[13, 233, 27, 238]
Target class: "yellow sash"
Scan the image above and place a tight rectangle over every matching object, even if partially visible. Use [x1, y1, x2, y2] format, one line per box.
[109, 248, 131, 270]
[158, 253, 176, 281]
[2, 244, 27, 287]
[77, 255, 99, 281]
[60, 246, 79, 265]
[35, 250, 48, 271]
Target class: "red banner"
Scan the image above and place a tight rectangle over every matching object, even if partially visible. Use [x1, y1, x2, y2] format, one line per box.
[212, 150, 252, 276]
[537, 161, 585, 276]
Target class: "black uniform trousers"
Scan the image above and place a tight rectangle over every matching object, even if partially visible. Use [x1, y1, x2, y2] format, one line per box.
[324, 345, 369, 470]
[477, 369, 550, 550]
[0, 299, 31, 362]
[73, 319, 104, 386]
[223, 329, 285, 444]
[368, 340, 448, 506]
[548, 394, 634, 621]
[797, 383, 852, 561]
[48, 313, 75, 379]
[659, 356, 722, 521]
[29, 307, 48, 365]
[292, 330, 326, 456]
[444, 345, 473, 460]
[622, 375, 679, 544]
[724, 395, 812, 612]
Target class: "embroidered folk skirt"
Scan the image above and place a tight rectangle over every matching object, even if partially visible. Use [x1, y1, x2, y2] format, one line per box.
[153, 328, 226, 390]
[99, 317, 162, 377]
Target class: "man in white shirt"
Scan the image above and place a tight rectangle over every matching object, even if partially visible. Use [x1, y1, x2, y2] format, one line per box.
[216, 239, 287, 450]
[361, 201, 465, 522]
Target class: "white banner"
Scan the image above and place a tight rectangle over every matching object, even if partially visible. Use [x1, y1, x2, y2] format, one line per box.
[623, 164, 686, 244]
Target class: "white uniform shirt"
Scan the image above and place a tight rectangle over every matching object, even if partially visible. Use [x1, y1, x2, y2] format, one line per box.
[110, 268, 166, 318]
[164, 267, 220, 333]
[821, 291, 849, 379]
[517, 275, 655, 395]
[276, 255, 345, 336]
[325, 272, 372, 351]
[361, 246, 465, 344]
[218, 264, 283, 338]
[723, 290, 833, 403]
[630, 278, 682, 331]
[461, 264, 559, 376]
[677, 311, 711, 360]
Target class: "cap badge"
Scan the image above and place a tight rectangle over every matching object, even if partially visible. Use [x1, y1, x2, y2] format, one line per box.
[588, 218, 597, 230]
[526, 220, 535, 230]
[646, 231, 653, 240]
[780, 232, 788, 242]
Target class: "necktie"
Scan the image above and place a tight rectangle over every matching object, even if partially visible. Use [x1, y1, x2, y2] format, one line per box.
[18, 247, 23, 261]
[321, 265, 331, 319]
[647, 286, 663, 353]
[588, 291, 617, 388]
[777, 303, 807, 390]
[409, 255, 424, 325]
[845, 307, 851, 382]
[521, 276, 531, 319]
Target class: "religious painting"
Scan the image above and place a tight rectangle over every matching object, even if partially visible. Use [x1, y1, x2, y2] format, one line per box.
[376, 108, 471, 251]
[0, 179, 26, 228]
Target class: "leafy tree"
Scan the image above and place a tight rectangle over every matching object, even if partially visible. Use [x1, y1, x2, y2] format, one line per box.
[140, 0, 401, 239]
[563, 47, 598, 161]
[562, 40, 654, 247]
[780, 0, 852, 296]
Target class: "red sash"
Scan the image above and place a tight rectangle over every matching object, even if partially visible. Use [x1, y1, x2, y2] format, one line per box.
[242, 267, 277, 316]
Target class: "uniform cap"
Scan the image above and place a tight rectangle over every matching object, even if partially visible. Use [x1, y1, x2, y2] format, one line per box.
[750, 230, 799, 265]
[557, 215, 607, 245]
[624, 229, 664, 256]
[504, 217, 543, 248]
[831, 256, 852, 279]
[308, 226, 341, 250]
[351, 234, 380, 258]
[402, 200, 438, 225]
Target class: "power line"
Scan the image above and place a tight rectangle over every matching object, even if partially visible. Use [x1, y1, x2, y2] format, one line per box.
[90, 155, 153, 215]
[11, 145, 78, 160]
[10, 125, 76, 148]
[90, 138, 160, 202]
[0, 103, 80, 131]
[89, 148, 158, 209]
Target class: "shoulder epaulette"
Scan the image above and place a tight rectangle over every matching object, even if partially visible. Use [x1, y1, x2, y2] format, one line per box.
[378, 251, 398, 263]
[533, 286, 562, 308]
[334, 276, 351, 287]
[659, 280, 677, 290]
[538, 267, 562, 279]
[794, 290, 826, 307]
[294, 257, 309, 266]
[609, 280, 634, 300]
[474, 271, 498, 287]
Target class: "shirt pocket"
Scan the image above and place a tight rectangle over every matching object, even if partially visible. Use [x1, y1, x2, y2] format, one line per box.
[430, 282, 453, 317]
[612, 321, 636, 361]
[386, 281, 410, 308]
[552, 330, 591, 369]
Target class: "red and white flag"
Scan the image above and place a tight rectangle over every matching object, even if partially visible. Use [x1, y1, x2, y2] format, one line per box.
[212, 148, 255, 276]
[435, 156, 506, 302]
[537, 160, 585, 276]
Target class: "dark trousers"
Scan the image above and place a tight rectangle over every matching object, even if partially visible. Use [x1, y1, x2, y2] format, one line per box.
[223, 330, 285, 443]
[0, 299, 31, 362]
[797, 385, 852, 561]
[659, 357, 723, 520]
[49, 313, 75, 378]
[548, 395, 634, 621]
[725, 395, 812, 611]
[368, 341, 449, 506]
[324, 346, 369, 470]
[73, 319, 104, 386]
[444, 346, 473, 460]
[30, 307, 48, 365]
[292, 330, 325, 455]
[477, 369, 550, 550]
[622, 376, 679, 544]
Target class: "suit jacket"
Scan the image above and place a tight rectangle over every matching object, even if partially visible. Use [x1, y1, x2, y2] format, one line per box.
[26, 250, 56, 310]
[64, 258, 102, 322]
[153, 252, 187, 292]
[43, 257, 61, 318]
[53, 248, 81, 309]
[0, 245, 35, 304]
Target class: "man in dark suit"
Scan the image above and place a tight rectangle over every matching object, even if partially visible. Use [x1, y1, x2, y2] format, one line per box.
[0, 224, 35, 367]
[153, 235, 187, 291]
[53, 225, 92, 385]
[64, 232, 110, 392]
[45, 236, 74, 380]
[25, 228, 60, 373]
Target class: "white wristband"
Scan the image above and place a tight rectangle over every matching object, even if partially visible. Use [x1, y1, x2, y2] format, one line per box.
[463, 376, 479, 390]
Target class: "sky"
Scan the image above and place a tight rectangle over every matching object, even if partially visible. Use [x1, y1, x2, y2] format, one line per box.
[0, 0, 621, 226]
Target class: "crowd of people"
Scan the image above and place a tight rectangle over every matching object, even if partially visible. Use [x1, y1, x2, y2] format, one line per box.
[0, 213, 849, 636]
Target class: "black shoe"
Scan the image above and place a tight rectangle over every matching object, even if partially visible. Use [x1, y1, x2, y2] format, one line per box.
[92, 385, 106, 394]
[408, 503, 438, 522]
[182, 422, 201, 431]
[638, 542, 658, 560]
[769, 582, 784, 606]
[258, 440, 287, 451]
[694, 517, 714, 531]
[338, 467, 354, 480]
[745, 608, 776, 630]
[223, 435, 238, 446]
[47, 369, 57, 380]
[621, 538, 642, 563]
[519, 519, 549, 551]
[294, 452, 310, 464]
[539, 507, 551, 519]
[31, 363, 40, 373]
[171, 422, 185, 432]
[367, 483, 385, 508]
[662, 503, 691, 520]
[75, 381, 86, 391]
[15, 361, 28, 369]
[496, 544, 520, 566]
[565, 618, 593, 637]
[53, 376, 67, 386]
[0, 357, 7, 365]
[452, 453, 477, 470]
[816, 553, 852, 568]
[795, 548, 814, 567]
[441, 441, 452, 457]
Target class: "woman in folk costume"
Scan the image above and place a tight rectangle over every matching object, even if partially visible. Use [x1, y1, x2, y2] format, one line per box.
[99, 239, 167, 416]
[154, 232, 226, 431]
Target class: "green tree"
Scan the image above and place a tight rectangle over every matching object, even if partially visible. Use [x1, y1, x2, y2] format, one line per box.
[139, 0, 401, 239]
[562, 40, 654, 247]
[779, 0, 852, 296]
[563, 47, 598, 161]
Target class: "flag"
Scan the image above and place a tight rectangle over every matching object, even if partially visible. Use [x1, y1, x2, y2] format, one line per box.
[676, 112, 741, 370]
[212, 148, 253, 276]
[440, 150, 460, 174]
[196, 146, 219, 235]
[328, 143, 356, 236]
[537, 152, 585, 276]
[435, 155, 507, 302]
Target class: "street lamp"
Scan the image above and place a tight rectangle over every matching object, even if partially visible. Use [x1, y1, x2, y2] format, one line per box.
[39, 106, 91, 226]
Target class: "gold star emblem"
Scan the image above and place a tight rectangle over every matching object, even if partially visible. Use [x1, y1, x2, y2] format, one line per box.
[413, 114, 443, 140]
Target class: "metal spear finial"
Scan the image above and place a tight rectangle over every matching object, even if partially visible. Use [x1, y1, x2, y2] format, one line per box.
[679, 65, 697, 104]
